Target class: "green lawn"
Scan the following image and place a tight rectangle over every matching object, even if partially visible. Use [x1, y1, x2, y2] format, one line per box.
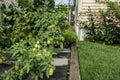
[78, 41, 120, 80]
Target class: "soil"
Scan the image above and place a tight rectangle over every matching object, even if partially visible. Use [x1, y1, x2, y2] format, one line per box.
[0, 64, 12, 80]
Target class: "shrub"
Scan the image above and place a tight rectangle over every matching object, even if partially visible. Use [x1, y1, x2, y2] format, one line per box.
[83, 2, 120, 44]
[2, 40, 56, 80]
[0, 0, 69, 80]
[83, 9, 105, 42]
[62, 26, 77, 47]
[103, 10, 120, 44]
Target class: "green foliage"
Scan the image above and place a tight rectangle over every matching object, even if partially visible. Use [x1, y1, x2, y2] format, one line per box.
[0, 0, 69, 79]
[83, 2, 120, 44]
[103, 11, 120, 44]
[2, 40, 56, 80]
[17, 0, 55, 9]
[0, 25, 12, 48]
[62, 26, 77, 46]
[83, 10, 105, 42]
[55, 4, 67, 14]
[106, 1, 120, 19]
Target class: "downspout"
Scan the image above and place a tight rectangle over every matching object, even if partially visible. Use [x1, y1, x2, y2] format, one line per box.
[75, 0, 85, 41]
[74, 0, 78, 24]
[74, 0, 80, 39]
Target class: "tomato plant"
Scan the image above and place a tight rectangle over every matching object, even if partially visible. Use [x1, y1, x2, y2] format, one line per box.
[0, 0, 69, 80]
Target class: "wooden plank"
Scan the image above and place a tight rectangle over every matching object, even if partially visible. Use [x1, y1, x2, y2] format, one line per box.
[69, 44, 81, 80]
[52, 58, 68, 66]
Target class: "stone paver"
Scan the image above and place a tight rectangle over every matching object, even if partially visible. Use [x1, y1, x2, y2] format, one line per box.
[52, 58, 68, 66]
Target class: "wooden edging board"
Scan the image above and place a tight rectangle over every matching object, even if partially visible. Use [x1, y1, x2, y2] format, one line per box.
[69, 44, 81, 80]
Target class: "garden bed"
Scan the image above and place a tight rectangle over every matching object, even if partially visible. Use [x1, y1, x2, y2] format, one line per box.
[0, 48, 71, 80]
[0, 0, 78, 79]
[0, 64, 12, 80]
[0, 44, 81, 80]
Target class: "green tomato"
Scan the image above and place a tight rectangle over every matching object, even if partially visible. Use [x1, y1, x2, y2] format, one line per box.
[2, 57, 6, 61]
[47, 40, 50, 44]
[15, 65, 19, 70]
[37, 54, 44, 60]
[19, 69, 24, 76]
[49, 68, 54, 76]
[36, 41, 39, 44]
[48, 25, 55, 28]
[35, 44, 38, 48]
[0, 58, 3, 64]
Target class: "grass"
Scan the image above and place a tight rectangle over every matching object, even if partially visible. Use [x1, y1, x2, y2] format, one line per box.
[78, 41, 120, 80]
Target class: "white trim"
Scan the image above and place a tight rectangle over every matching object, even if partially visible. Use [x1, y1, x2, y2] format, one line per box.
[78, 0, 82, 14]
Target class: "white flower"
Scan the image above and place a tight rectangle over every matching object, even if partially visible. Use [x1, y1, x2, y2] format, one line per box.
[33, 48, 36, 51]
[117, 23, 120, 28]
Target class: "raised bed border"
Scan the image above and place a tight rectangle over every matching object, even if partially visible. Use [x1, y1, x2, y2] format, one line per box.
[69, 44, 81, 80]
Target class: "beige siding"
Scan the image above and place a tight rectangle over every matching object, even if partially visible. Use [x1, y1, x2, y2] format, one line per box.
[78, 0, 107, 21]
[78, 0, 119, 21]
[81, 0, 107, 13]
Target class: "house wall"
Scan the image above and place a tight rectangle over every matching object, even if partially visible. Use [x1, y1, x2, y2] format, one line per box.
[80, 0, 119, 13]
[76, 0, 119, 40]
[79, 0, 108, 21]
